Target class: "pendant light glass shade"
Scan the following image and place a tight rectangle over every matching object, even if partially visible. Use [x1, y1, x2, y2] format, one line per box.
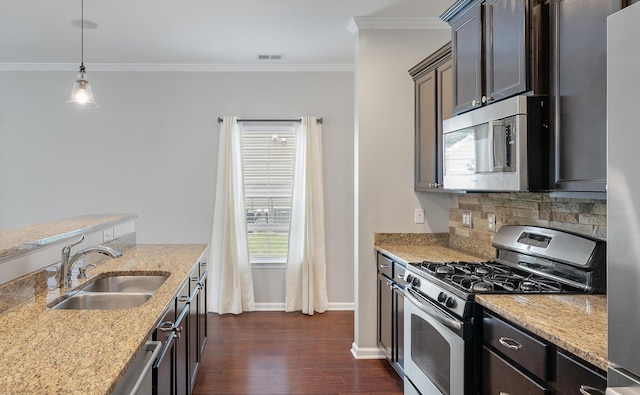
[67, 0, 98, 108]
[67, 65, 98, 108]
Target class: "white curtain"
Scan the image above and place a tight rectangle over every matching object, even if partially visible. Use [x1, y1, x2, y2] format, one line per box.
[285, 116, 329, 315]
[208, 116, 255, 314]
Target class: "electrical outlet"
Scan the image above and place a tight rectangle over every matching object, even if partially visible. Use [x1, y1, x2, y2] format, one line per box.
[414, 209, 425, 224]
[103, 228, 114, 242]
[487, 213, 497, 232]
[462, 211, 473, 228]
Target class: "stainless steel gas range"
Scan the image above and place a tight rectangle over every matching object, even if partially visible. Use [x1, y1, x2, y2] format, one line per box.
[403, 225, 606, 395]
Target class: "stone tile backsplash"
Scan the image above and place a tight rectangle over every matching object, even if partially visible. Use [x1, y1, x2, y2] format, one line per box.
[449, 193, 607, 241]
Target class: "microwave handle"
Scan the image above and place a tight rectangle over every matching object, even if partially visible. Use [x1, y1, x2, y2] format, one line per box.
[505, 124, 512, 168]
[492, 122, 511, 170]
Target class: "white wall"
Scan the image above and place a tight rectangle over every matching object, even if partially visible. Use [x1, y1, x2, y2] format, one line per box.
[0, 70, 354, 305]
[354, 28, 451, 356]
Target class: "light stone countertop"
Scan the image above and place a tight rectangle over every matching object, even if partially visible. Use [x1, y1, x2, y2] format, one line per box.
[476, 294, 608, 371]
[0, 243, 208, 395]
[0, 214, 137, 260]
[374, 233, 608, 371]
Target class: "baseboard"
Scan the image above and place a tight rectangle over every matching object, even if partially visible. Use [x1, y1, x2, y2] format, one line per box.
[350, 342, 385, 359]
[253, 302, 355, 311]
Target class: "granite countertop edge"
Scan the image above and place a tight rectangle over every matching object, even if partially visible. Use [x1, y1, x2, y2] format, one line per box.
[0, 243, 208, 395]
[0, 214, 138, 260]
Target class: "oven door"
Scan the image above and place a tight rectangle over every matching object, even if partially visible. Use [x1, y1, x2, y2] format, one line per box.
[404, 287, 470, 395]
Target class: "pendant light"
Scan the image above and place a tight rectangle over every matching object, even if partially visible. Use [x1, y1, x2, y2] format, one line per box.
[67, 0, 98, 108]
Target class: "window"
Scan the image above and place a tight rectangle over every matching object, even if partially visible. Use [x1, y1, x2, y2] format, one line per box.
[241, 124, 296, 264]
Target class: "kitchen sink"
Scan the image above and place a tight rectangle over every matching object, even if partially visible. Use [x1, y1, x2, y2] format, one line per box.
[50, 292, 153, 310]
[49, 273, 169, 310]
[81, 275, 168, 293]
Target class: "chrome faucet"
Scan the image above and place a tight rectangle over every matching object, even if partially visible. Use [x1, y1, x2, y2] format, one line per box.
[60, 235, 123, 288]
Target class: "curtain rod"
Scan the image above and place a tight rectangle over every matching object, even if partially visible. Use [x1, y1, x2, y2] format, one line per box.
[217, 117, 323, 124]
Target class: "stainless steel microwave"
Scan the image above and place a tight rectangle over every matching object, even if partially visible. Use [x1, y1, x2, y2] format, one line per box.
[442, 95, 549, 191]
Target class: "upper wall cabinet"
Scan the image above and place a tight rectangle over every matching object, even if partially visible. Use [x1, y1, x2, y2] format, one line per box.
[550, 0, 624, 193]
[409, 43, 452, 191]
[442, 0, 549, 115]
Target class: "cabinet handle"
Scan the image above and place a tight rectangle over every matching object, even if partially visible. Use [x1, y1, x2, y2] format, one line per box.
[178, 296, 189, 302]
[482, 95, 494, 104]
[379, 264, 390, 269]
[191, 276, 199, 282]
[158, 321, 174, 332]
[579, 385, 605, 395]
[499, 392, 512, 395]
[498, 336, 523, 350]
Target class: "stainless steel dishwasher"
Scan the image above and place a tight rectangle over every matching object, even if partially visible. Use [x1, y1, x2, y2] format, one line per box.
[112, 341, 162, 395]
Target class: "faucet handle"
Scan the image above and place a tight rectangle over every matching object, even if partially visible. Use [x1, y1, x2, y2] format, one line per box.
[63, 235, 85, 253]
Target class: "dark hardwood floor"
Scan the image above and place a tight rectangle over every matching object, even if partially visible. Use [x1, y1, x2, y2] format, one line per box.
[192, 311, 403, 395]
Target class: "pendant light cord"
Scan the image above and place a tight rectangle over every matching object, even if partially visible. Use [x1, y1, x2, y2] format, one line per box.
[80, 0, 85, 72]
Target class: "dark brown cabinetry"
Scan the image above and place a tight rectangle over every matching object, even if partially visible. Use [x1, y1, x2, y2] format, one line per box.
[556, 350, 606, 395]
[376, 253, 405, 376]
[449, 1, 483, 114]
[409, 43, 452, 191]
[442, 0, 548, 114]
[483, 311, 552, 393]
[550, 0, 624, 193]
[482, 310, 607, 394]
[153, 258, 208, 395]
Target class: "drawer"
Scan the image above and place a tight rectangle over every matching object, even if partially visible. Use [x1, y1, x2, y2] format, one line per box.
[483, 346, 550, 395]
[556, 351, 606, 395]
[377, 253, 393, 279]
[483, 312, 551, 380]
[393, 262, 407, 287]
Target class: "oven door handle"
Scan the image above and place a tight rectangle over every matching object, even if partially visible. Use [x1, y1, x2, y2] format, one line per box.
[405, 287, 462, 330]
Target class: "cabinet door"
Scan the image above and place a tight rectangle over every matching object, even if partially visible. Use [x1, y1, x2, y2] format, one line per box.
[437, 59, 453, 187]
[188, 272, 200, 390]
[393, 285, 405, 373]
[415, 69, 438, 191]
[452, 2, 483, 114]
[198, 268, 208, 357]
[485, 0, 527, 102]
[377, 273, 393, 360]
[551, 0, 623, 192]
[154, 309, 177, 395]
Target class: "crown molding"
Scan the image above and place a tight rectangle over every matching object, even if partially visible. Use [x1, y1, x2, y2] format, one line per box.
[0, 63, 355, 73]
[347, 16, 449, 33]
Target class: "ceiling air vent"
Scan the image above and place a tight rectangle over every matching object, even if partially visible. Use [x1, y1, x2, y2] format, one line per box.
[257, 54, 284, 61]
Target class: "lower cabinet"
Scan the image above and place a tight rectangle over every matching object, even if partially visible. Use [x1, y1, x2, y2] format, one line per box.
[556, 350, 607, 395]
[153, 258, 208, 395]
[482, 310, 606, 394]
[376, 252, 406, 377]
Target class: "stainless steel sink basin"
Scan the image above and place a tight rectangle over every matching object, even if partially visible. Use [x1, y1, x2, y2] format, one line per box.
[81, 275, 168, 293]
[50, 292, 152, 310]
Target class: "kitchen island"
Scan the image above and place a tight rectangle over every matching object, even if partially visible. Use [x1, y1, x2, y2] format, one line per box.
[0, 243, 208, 394]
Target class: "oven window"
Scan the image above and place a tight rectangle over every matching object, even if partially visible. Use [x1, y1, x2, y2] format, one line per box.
[411, 313, 451, 394]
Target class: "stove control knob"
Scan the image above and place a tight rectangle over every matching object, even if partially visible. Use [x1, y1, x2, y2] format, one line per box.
[445, 296, 457, 309]
[411, 276, 420, 287]
[405, 274, 413, 284]
[437, 292, 447, 303]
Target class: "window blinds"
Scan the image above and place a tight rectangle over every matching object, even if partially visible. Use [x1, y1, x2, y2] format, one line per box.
[241, 125, 296, 263]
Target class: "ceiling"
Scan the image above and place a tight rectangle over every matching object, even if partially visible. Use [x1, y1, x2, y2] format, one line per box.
[0, 0, 453, 69]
